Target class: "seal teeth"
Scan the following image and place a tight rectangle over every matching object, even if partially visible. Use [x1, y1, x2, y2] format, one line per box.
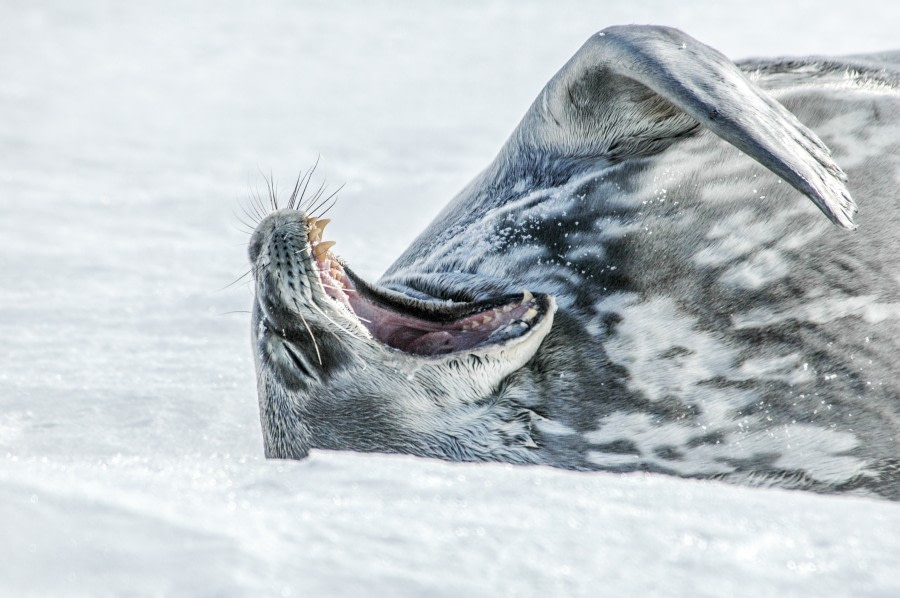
[314, 240, 336, 258]
[522, 290, 534, 303]
[306, 217, 330, 243]
[523, 307, 538, 321]
[312, 219, 330, 241]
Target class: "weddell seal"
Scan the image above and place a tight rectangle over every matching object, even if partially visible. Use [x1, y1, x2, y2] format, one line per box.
[247, 25, 900, 498]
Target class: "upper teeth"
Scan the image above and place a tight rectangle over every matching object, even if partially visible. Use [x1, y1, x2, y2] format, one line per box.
[314, 240, 336, 258]
[307, 218, 331, 243]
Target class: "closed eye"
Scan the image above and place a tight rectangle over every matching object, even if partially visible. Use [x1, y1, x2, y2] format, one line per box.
[282, 341, 316, 379]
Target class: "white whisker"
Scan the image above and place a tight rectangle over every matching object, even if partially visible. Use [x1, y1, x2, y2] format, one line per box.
[293, 299, 322, 365]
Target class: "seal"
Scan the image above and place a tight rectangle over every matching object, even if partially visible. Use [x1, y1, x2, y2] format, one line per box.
[248, 25, 900, 499]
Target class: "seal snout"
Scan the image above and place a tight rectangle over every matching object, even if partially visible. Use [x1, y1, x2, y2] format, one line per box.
[249, 208, 354, 332]
[248, 209, 317, 264]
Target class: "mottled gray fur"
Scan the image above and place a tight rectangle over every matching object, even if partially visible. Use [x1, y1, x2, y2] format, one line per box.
[250, 26, 900, 499]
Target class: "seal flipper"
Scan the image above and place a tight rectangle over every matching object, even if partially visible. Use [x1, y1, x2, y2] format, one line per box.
[507, 25, 857, 229]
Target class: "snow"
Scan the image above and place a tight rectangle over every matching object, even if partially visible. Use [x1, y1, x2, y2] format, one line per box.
[1, 1, 898, 596]
[3, 453, 899, 597]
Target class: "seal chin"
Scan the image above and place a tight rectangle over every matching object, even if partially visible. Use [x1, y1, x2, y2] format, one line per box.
[250, 209, 556, 361]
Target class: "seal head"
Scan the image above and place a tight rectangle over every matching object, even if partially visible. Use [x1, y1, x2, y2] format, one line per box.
[250, 209, 556, 461]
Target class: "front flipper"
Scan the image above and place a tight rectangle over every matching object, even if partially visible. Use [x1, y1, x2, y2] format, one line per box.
[506, 25, 856, 228]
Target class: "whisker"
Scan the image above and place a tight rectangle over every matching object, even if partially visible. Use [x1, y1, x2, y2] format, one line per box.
[308, 309, 368, 370]
[256, 167, 277, 212]
[267, 170, 278, 211]
[319, 283, 357, 294]
[309, 182, 344, 217]
[295, 156, 320, 210]
[288, 169, 310, 211]
[238, 200, 262, 226]
[249, 185, 268, 221]
[309, 301, 366, 342]
[214, 269, 254, 292]
[307, 264, 348, 276]
[319, 183, 345, 204]
[294, 299, 323, 365]
[232, 224, 255, 236]
[311, 194, 340, 220]
[308, 304, 354, 343]
[232, 209, 257, 232]
[249, 175, 267, 217]
[302, 180, 328, 213]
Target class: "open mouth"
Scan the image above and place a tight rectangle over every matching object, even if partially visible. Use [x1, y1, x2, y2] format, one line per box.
[304, 216, 550, 356]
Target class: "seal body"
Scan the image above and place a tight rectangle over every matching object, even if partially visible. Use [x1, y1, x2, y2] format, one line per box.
[249, 26, 900, 498]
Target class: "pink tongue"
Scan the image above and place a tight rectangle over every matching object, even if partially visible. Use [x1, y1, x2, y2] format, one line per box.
[407, 331, 459, 354]
[347, 286, 536, 355]
[406, 329, 498, 355]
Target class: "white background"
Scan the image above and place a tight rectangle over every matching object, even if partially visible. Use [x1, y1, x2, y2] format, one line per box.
[1, 1, 898, 596]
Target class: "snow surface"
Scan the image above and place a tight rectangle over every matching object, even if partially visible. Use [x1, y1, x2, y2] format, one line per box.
[1, 1, 899, 596]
